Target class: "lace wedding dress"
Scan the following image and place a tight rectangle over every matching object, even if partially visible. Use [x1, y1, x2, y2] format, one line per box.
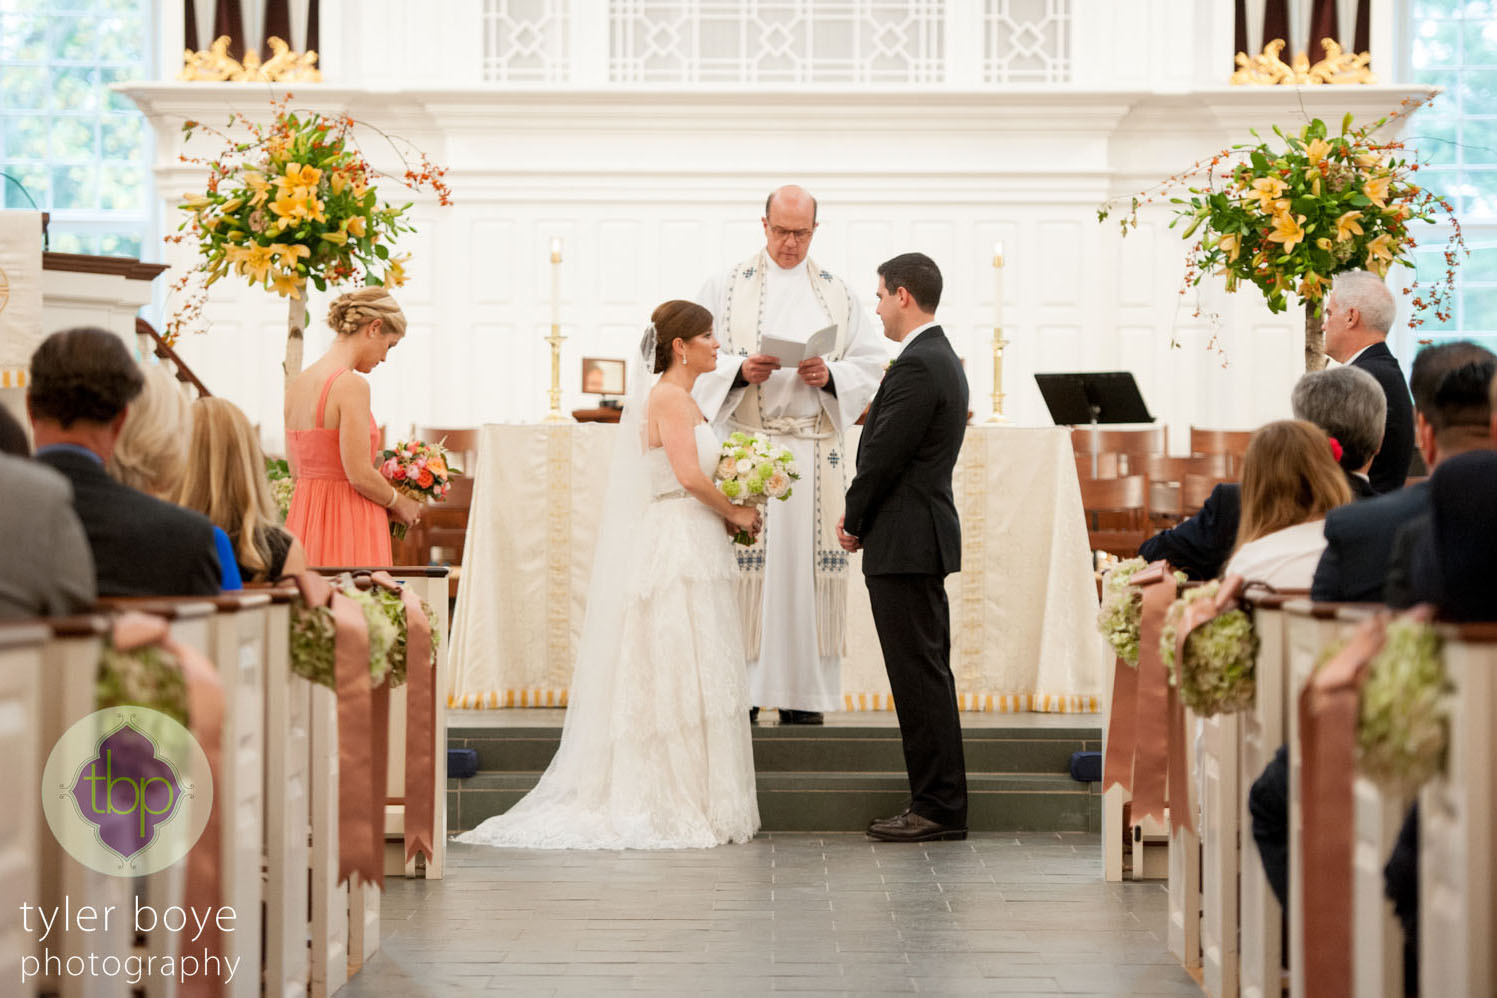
[456, 422, 760, 850]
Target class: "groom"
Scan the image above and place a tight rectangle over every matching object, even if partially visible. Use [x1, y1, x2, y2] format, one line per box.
[837, 253, 969, 842]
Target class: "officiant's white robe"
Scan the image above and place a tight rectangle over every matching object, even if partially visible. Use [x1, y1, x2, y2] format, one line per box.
[694, 257, 887, 711]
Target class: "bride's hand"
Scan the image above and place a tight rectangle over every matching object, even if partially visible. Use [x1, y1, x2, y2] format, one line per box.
[727, 504, 761, 538]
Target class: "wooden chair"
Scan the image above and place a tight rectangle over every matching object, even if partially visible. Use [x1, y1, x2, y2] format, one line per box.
[1079, 474, 1149, 558]
[1190, 427, 1254, 473]
[406, 426, 479, 597]
[1071, 425, 1167, 475]
[1074, 453, 1121, 480]
[1181, 473, 1231, 513]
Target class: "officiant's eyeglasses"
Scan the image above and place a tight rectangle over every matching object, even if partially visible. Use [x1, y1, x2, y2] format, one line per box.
[769, 225, 816, 242]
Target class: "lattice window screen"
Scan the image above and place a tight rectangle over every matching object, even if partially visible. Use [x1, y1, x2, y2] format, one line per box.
[608, 0, 946, 85]
[483, 0, 570, 82]
[984, 0, 1071, 84]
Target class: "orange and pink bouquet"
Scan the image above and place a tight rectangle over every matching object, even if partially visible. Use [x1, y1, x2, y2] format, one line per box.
[379, 439, 461, 539]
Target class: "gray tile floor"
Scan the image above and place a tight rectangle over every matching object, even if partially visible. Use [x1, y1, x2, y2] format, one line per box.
[340, 833, 1203, 996]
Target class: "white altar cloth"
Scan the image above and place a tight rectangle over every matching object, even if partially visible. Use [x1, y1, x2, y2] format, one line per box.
[448, 423, 1106, 712]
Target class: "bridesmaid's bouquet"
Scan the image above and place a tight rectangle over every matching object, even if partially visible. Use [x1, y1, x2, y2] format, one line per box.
[379, 438, 462, 540]
[714, 431, 798, 545]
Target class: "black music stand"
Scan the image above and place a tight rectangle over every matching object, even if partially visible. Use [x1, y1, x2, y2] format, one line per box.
[1034, 372, 1154, 477]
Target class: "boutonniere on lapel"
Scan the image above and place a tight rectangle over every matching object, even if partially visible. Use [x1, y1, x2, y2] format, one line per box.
[884, 357, 897, 373]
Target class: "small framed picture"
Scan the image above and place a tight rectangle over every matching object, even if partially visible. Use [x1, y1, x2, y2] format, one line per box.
[581, 357, 626, 396]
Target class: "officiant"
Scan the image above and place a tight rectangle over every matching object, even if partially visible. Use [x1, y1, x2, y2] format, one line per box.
[694, 185, 886, 724]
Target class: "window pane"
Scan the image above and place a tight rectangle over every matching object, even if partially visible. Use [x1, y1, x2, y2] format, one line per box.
[49, 64, 98, 113]
[51, 162, 98, 209]
[98, 231, 141, 256]
[0, 63, 44, 106]
[1, 167, 46, 209]
[1464, 245, 1497, 282]
[49, 115, 95, 162]
[52, 14, 99, 61]
[99, 113, 140, 160]
[98, 163, 141, 211]
[4, 113, 49, 159]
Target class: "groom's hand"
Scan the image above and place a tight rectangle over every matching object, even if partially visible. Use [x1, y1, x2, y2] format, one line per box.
[741, 354, 780, 384]
[836, 515, 861, 553]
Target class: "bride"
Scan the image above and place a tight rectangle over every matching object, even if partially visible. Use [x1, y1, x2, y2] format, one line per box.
[456, 300, 763, 850]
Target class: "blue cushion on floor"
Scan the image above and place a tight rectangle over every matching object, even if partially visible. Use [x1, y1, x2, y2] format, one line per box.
[448, 748, 478, 779]
[1069, 750, 1101, 783]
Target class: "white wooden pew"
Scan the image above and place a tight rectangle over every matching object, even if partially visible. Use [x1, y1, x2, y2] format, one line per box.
[1168, 726, 1200, 973]
[1199, 702, 1238, 998]
[259, 585, 310, 998]
[308, 683, 347, 998]
[1238, 593, 1292, 998]
[1, 623, 47, 993]
[1420, 621, 1497, 998]
[37, 616, 130, 998]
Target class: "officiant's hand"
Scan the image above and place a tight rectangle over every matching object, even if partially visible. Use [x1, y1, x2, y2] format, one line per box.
[798, 356, 831, 390]
[740, 354, 780, 384]
[836, 515, 861, 553]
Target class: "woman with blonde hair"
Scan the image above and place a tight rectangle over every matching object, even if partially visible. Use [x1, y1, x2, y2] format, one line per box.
[109, 362, 241, 589]
[284, 287, 419, 565]
[178, 397, 308, 583]
[1223, 419, 1353, 589]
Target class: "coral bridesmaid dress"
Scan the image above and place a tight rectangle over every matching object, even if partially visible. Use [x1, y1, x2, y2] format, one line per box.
[285, 369, 391, 567]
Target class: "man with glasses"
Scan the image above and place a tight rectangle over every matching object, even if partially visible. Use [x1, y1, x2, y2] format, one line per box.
[694, 185, 886, 726]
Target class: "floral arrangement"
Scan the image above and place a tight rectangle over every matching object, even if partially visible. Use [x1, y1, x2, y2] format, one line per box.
[1160, 581, 1259, 716]
[380, 438, 462, 540]
[1357, 617, 1449, 794]
[166, 93, 452, 345]
[95, 644, 190, 728]
[289, 575, 398, 689]
[1098, 97, 1464, 358]
[1097, 557, 1149, 666]
[713, 431, 799, 545]
[265, 456, 293, 523]
[370, 585, 441, 689]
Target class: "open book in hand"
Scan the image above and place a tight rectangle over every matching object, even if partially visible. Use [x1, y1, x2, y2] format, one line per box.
[759, 323, 837, 367]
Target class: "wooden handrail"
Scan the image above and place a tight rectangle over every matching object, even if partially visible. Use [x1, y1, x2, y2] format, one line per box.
[135, 316, 212, 398]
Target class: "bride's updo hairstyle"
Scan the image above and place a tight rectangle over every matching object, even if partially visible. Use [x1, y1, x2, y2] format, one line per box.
[650, 299, 713, 373]
[327, 286, 407, 339]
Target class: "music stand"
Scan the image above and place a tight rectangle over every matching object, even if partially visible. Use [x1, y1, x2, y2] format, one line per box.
[1034, 372, 1154, 478]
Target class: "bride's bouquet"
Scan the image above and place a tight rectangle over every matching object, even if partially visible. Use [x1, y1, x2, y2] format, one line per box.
[379, 438, 462, 539]
[714, 431, 798, 545]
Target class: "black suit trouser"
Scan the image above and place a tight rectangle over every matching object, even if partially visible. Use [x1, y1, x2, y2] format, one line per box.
[866, 572, 967, 827]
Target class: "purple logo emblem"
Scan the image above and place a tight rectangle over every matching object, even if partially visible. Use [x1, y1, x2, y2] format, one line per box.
[69, 723, 182, 860]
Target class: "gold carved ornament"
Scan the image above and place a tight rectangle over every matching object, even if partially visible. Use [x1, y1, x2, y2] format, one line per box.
[179, 35, 322, 82]
[1231, 37, 1376, 86]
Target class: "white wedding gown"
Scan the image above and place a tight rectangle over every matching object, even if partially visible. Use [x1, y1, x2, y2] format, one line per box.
[456, 423, 760, 850]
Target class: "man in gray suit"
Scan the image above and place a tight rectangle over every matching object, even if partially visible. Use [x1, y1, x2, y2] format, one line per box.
[0, 451, 95, 619]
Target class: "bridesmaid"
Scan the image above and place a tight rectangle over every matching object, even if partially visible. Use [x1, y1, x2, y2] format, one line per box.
[284, 287, 419, 566]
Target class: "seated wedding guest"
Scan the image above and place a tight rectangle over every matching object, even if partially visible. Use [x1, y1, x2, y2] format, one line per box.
[178, 397, 307, 583]
[1321, 269, 1415, 493]
[27, 327, 222, 597]
[285, 287, 418, 566]
[1222, 419, 1352, 589]
[1314, 343, 1495, 603]
[1139, 367, 1383, 578]
[109, 364, 241, 590]
[0, 403, 29, 455]
[0, 451, 95, 619]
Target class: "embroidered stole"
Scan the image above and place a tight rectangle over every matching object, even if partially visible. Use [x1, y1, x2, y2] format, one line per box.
[720, 251, 853, 660]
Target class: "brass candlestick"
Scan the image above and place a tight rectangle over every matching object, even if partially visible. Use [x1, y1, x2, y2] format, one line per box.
[986, 243, 1010, 424]
[544, 237, 570, 423]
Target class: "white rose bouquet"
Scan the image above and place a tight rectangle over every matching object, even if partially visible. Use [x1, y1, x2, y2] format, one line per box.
[714, 431, 799, 546]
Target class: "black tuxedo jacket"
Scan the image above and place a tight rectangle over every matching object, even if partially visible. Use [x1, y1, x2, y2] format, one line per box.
[37, 449, 222, 598]
[1311, 479, 1429, 602]
[844, 326, 968, 577]
[1406, 450, 1497, 621]
[1351, 341, 1415, 494]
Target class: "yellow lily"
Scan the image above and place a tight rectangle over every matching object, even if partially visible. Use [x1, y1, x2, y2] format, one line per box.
[1298, 272, 1324, 298]
[1315, 237, 1334, 251]
[182, 194, 212, 210]
[346, 215, 366, 238]
[1267, 213, 1306, 254]
[1304, 138, 1331, 165]
[330, 172, 348, 196]
[1335, 210, 1364, 242]
[270, 270, 305, 299]
[1250, 176, 1288, 211]
[218, 197, 244, 215]
[270, 186, 308, 221]
[1218, 233, 1241, 262]
[320, 230, 349, 246]
[352, 181, 369, 199]
[237, 244, 275, 284]
[1365, 233, 1395, 275]
[1364, 174, 1391, 209]
[1356, 150, 1383, 170]
[384, 254, 410, 288]
[243, 170, 272, 207]
[280, 163, 322, 188]
[269, 243, 310, 267]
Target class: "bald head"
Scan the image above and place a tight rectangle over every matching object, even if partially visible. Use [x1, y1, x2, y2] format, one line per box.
[762, 185, 820, 269]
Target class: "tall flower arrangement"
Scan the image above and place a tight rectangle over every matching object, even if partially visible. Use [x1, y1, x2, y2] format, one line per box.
[1099, 97, 1464, 370]
[167, 93, 452, 386]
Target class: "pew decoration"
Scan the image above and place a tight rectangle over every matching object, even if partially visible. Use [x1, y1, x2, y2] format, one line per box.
[96, 640, 191, 727]
[289, 573, 396, 688]
[1098, 557, 1187, 666]
[1160, 576, 1260, 717]
[370, 577, 441, 687]
[1356, 612, 1449, 794]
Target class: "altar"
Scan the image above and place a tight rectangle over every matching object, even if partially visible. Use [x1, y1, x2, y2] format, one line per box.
[448, 422, 1106, 713]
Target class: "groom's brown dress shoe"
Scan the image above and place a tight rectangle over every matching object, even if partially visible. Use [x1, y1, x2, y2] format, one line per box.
[866, 811, 967, 842]
[777, 709, 824, 725]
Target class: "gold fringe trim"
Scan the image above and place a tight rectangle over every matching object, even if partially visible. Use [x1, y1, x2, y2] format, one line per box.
[737, 573, 764, 662]
[447, 689, 1097, 712]
[816, 575, 847, 659]
[0, 368, 27, 388]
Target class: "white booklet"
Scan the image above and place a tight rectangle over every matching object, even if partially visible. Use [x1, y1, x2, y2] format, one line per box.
[759, 323, 838, 367]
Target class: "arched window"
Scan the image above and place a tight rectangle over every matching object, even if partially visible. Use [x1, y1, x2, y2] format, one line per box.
[0, 0, 153, 258]
[1403, 0, 1497, 357]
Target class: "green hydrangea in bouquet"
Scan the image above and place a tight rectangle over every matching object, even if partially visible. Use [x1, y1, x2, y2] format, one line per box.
[1160, 581, 1259, 717]
[713, 431, 798, 545]
[1357, 616, 1449, 795]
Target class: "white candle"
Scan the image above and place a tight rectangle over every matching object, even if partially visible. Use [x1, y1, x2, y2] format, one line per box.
[549, 237, 562, 328]
[992, 241, 1005, 331]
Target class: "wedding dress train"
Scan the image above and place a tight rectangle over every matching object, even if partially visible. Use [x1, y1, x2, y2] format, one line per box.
[456, 423, 760, 850]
